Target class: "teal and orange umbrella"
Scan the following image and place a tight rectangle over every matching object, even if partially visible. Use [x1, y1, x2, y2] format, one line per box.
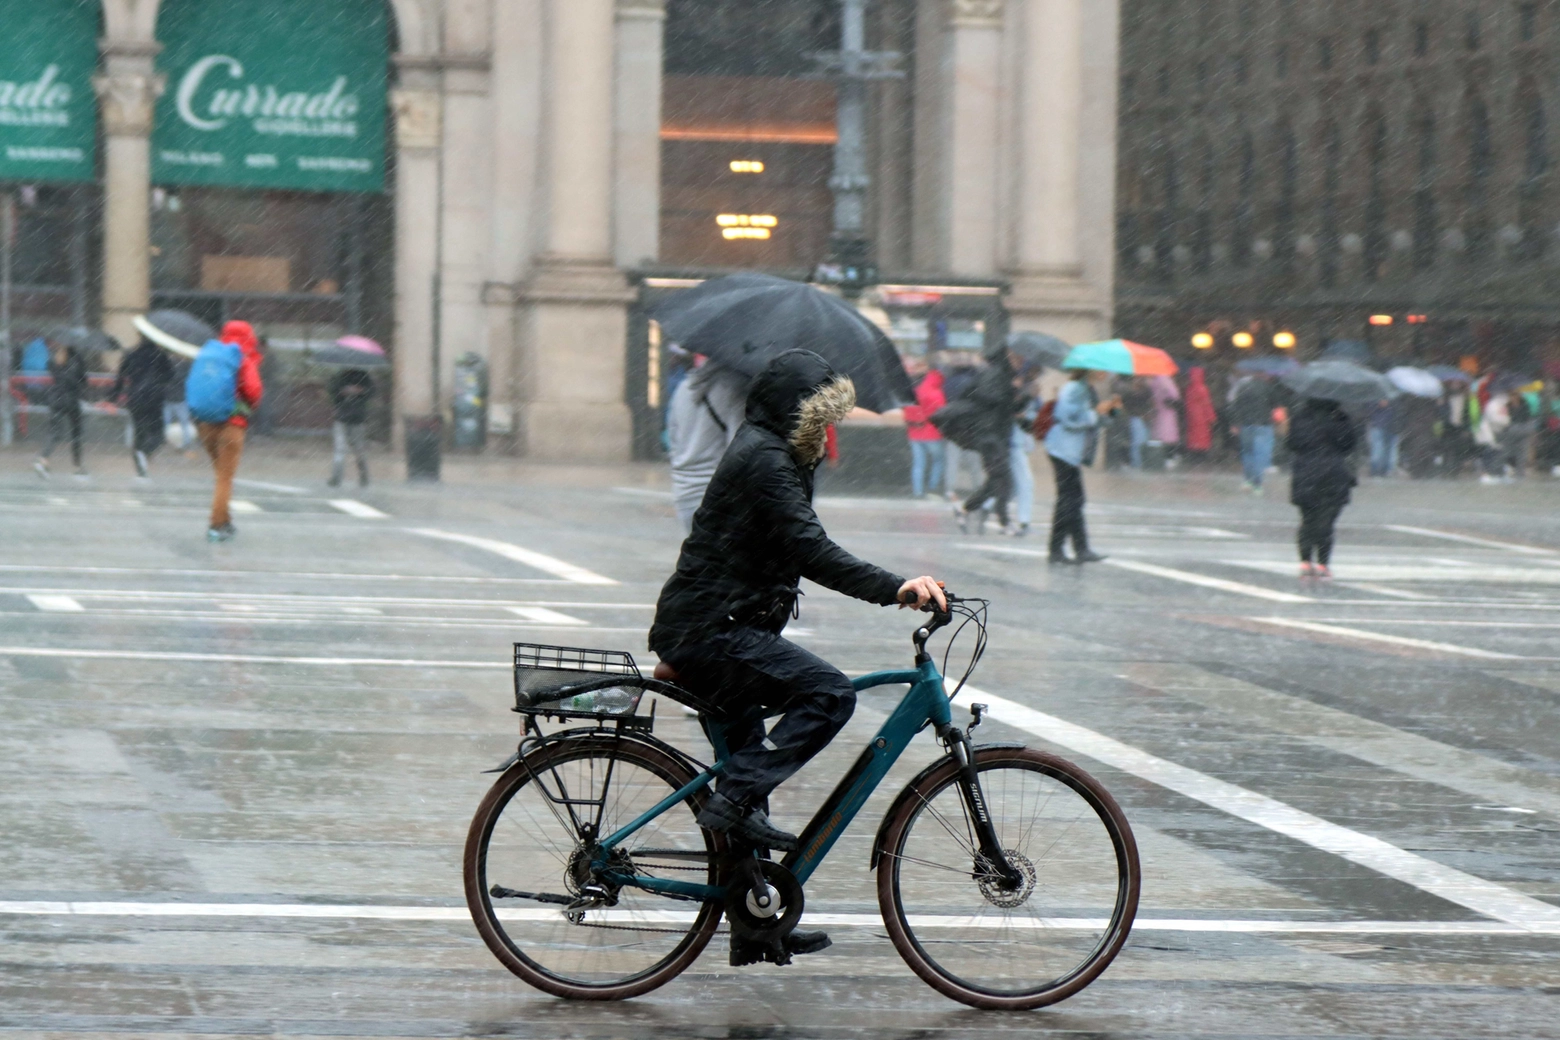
[1063, 339, 1179, 377]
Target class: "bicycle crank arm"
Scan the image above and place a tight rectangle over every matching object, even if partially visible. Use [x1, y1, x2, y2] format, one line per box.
[488, 885, 575, 905]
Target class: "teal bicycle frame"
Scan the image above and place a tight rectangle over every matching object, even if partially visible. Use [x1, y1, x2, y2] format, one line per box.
[593, 657, 953, 901]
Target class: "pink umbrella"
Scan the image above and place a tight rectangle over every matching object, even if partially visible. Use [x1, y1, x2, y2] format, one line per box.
[334, 335, 385, 356]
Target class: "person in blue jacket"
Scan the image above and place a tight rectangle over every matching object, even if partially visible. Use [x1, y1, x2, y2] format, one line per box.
[1044, 370, 1119, 564]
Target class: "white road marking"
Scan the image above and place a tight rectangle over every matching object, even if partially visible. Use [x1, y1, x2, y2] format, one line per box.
[233, 478, 307, 494]
[1385, 524, 1558, 556]
[26, 594, 84, 613]
[1253, 617, 1525, 660]
[959, 544, 1312, 603]
[0, 900, 1551, 934]
[1232, 561, 1560, 585]
[329, 499, 388, 518]
[964, 686, 1560, 930]
[507, 606, 588, 625]
[46, 496, 68, 506]
[0, 647, 510, 669]
[0, 586, 649, 609]
[0, 564, 570, 584]
[119, 498, 142, 507]
[228, 499, 262, 514]
[1103, 558, 1313, 603]
[1338, 582, 1435, 601]
[410, 528, 616, 585]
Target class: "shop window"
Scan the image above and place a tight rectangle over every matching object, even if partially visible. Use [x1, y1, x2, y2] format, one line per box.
[1276, 43, 1290, 80]
[1465, 11, 1482, 50]
[1364, 28, 1381, 65]
[1414, 21, 1431, 56]
[1520, 3, 1538, 42]
[1233, 53, 1248, 85]
[1318, 37, 1334, 71]
[1525, 90, 1548, 179]
[1157, 65, 1171, 97]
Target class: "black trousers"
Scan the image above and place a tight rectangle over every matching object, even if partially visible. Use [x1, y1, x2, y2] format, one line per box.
[130, 404, 165, 456]
[1048, 456, 1089, 556]
[41, 406, 82, 467]
[963, 436, 1013, 526]
[662, 629, 856, 810]
[1297, 502, 1344, 565]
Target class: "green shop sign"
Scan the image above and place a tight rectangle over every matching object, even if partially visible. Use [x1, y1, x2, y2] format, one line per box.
[0, 0, 98, 183]
[153, 0, 388, 192]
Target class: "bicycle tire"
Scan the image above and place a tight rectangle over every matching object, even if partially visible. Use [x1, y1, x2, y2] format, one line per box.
[877, 745, 1140, 1010]
[464, 734, 726, 1000]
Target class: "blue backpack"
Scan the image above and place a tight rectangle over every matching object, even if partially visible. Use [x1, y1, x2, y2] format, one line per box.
[186, 340, 243, 423]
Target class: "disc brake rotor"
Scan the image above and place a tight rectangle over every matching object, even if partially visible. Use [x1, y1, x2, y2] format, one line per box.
[976, 850, 1037, 909]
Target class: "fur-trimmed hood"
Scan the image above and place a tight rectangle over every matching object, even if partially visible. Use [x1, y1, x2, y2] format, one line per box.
[745, 349, 856, 462]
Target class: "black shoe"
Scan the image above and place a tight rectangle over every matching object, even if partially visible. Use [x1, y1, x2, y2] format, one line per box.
[730, 928, 832, 967]
[696, 792, 798, 851]
[327, 473, 342, 488]
[1074, 550, 1108, 563]
[1048, 551, 1071, 564]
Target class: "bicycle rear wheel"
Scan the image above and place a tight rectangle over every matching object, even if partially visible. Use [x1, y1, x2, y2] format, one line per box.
[464, 734, 725, 1000]
[877, 745, 1139, 1010]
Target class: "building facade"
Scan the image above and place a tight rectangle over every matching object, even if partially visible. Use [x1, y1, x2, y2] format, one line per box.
[1116, 0, 1560, 372]
[3, 0, 1119, 459]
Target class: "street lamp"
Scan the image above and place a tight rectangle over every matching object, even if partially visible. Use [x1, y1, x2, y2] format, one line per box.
[812, 0, 903, 295]
[1191, 332, 1215, 349]
[1273, 331, 1296, 349]
[1232, 331, 1255, 348]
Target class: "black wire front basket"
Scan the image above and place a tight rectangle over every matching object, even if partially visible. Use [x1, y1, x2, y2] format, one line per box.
[512, 642, 647, 719]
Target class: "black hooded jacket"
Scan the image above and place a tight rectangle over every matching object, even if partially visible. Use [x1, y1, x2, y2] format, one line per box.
[1287, 399, 1358, 508]
[649, 350, 905, 652]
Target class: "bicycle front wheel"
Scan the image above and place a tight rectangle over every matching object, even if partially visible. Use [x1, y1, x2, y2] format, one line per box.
[877, 745, 1140, 1010]
[464, 734, 725, 1000]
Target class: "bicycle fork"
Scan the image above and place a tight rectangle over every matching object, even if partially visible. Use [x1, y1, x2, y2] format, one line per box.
[945, 725, 1024, 889]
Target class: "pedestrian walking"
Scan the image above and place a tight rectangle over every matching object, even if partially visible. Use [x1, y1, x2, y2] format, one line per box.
[33, 341, 89, 479]
[1365, 398, 1401, 477]
[1007, 371, 1042, 535]
[187, 320, 263, 542]
[1182, 366, 1216, 464]
[164, 356, 195, 450]
[1044, 370, 1119, 564]
[1229, 373, 1278, 491]
[1121, 377, 1153, 469]
[112, 336, 176, 477]
[1149, 374, 1181, 464]
[666, 360, 749, 533]
[1474, 387, 1511, 483]
[1287, 397, 1357, 578]
[901, 359, 947, 499]
[945, 347, 1019, 534]
[327, 368, 374, 487]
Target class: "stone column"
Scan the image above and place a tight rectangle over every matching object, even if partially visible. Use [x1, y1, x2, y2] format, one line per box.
[517, 0, 634, 461]
[436, 54, 493, 419]
[613, 0, 664, 269]
[94, 43, 163, 348]
[1006, 0, 1116, 342]
[390, 79, 442, 426]
[943, 0, 1004, 276]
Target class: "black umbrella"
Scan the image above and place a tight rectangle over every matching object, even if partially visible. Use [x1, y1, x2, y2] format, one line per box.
[133, 309, 216, 359]
[1282, 360, 1399, 404]
[651, 273, 913, 412]
[57, 327, 120, 353]
[1319, 339, 1373, 366]
[1006, 331, 1073, 369]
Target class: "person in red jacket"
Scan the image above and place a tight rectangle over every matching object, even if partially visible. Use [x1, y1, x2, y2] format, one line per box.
[1182, 366, 1216, 464]
[198, 320, 264, 542]
[901, 360, 947, 498]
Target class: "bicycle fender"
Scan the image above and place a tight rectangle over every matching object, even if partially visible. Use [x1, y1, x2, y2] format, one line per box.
[869, 742, 1027, 870]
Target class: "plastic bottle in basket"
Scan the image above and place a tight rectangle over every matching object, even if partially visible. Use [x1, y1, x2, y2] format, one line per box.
[566, 687, 637, 714]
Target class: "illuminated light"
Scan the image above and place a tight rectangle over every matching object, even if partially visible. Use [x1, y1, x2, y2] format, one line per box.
[729, 160, 765, 173]
[715, 213, 778, 228]
[1369, 314, 1394, 326]
[722, 227, 771, 240]
[1406, 314, 1428, 324]
[1191, 332, 1215, 349]
[1232, 331, 1255, 348]
[1273, 331, 1297, 349]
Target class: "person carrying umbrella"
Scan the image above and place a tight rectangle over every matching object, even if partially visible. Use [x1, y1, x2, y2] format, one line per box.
[112, 335, 176, 476]
[948, 345, 1021, 534]
[327, 369, 375, 487]
[1044, 368, 1119, 563]
[32, 339, 89, 479]
[1287, 398, 1357, 578]
[666, 358, 750, 532]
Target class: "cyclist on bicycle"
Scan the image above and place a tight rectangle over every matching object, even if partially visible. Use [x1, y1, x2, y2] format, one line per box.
[649, 349, 945, 961]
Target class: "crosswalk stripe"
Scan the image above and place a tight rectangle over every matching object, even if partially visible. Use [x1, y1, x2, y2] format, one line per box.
[26, 594, 84, 612]
[1385, 524, 1558, 556]
[965, 686, 1560, 930]
[229, 500, 262, 514]
[1253, 617, 1525, 660]
[0, 900, 1551, 934]
[507, 606, 588, 625]
[329, 499, 388, 518]
[410, 528, 616, 585]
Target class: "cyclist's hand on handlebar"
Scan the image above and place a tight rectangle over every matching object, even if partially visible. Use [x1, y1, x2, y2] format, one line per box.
[897, 576, 947, 612]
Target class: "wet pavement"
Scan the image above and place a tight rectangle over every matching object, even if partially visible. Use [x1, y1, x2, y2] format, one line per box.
[2, 445, 1559, 1038]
